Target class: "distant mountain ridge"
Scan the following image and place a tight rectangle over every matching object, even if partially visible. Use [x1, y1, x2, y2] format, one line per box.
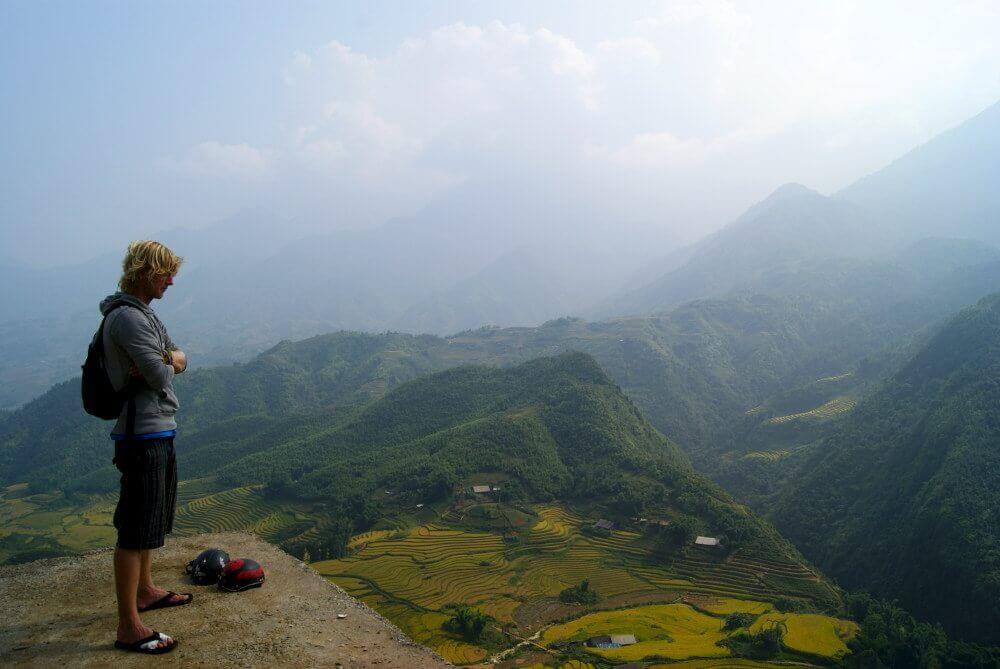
[597, 186, 897, 317]
[839, 100, 1000, 247]
[601, 101, 1000, 321]
[0, 179, 675, 408]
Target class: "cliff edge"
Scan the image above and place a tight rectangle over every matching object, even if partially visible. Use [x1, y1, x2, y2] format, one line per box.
[0, 532, 451, 668]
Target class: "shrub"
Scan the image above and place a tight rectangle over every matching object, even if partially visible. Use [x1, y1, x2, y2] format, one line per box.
[559, 579, 599, 604]
[723, 612, 758, 631]
[725, 621, 785, 660]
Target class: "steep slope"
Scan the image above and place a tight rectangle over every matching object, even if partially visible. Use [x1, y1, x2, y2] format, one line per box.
[770, 294, 1000, 643]
[210, 353, 691, 505]
[840, 100, 1000, 246]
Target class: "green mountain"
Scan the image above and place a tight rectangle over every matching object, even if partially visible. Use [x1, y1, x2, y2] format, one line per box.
[5, 254, 999, 497]
[213, 352, 698, 522]
[3, 353, 838, 608]
[0, 297, 924, 492]
[768, 294, 1000, 643]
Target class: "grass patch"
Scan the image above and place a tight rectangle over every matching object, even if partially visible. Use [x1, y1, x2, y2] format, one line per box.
[749, 612, 858, 659]
[542, 603, 732, 662]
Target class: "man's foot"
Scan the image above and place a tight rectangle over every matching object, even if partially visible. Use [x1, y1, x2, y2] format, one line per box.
[114, 631, 176, 654]
[137, 587, 192, 612]
[116, 623, 174, 651]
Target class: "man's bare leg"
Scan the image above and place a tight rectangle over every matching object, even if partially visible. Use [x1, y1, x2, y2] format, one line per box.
[137, 548, 187, 609]
[115, 547, 170, 648]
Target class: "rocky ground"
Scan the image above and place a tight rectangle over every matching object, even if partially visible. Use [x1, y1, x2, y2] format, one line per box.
[0, 532, 451, 668]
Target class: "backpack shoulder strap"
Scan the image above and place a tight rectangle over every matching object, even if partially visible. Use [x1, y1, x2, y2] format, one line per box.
[95, 301, 133, 346]
[99, 301, 144, 439]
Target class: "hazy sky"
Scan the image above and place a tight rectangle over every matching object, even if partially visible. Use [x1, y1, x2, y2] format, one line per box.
[3, 0, 999, 267]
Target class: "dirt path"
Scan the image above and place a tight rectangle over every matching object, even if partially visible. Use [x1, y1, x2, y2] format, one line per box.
[0, 532, 451, 668]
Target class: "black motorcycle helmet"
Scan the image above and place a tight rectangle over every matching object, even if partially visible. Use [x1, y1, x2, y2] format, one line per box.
[186, 548, 230, 585]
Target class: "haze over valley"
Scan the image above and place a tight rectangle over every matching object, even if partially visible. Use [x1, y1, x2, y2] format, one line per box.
[3, 3, 1000, 667]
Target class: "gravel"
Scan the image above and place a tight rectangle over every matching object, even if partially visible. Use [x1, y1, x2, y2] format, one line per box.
[0, 532, 452, 668]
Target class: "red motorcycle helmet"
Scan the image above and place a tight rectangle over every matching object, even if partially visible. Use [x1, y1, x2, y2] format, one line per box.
[218, 557, 266, 592]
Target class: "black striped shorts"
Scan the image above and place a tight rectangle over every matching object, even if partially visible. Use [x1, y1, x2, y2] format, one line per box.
[112, 438, 177, 550]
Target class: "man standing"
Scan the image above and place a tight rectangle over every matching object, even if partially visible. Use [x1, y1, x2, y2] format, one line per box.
[101, 240, 188, 654]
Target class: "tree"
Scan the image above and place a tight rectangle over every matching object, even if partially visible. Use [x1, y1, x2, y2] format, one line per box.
[442, 605, 495, 642]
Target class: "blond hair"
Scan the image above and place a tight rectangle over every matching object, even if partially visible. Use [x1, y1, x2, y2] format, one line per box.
[118, 240, 183, 294]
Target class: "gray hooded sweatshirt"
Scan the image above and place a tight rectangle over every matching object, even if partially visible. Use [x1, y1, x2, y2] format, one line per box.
[99, 292, 180, 436]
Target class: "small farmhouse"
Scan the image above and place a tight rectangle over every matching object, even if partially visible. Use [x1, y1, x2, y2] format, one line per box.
[695, 535, 720, 547]
[594, 519, 614, 531]
[472, 485, 492, 494]
[586, 633, 637, 648]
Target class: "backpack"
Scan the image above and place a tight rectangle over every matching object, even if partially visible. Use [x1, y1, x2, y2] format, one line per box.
[81, 302, 140, 431]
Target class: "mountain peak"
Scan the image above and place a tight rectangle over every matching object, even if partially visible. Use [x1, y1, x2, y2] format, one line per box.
[763, 182, 822, 203]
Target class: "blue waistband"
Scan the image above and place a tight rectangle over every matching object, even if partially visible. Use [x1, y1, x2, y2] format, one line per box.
[110, 429, 177, 442]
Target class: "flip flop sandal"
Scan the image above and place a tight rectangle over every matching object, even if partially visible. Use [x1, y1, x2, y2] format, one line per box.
[114, 631, 177, 654]
[138, 591, 193, 612]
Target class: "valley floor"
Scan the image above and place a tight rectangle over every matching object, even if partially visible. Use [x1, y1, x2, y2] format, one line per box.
[313, 504, 854, 667]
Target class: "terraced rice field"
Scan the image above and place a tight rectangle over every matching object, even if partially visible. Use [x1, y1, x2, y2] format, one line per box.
[698, 599, 770, 616]
[741, 449, 790, 462]
[542, 603, 732, 662]
[763, 395, 857, 426]
[0, 490, 117, 561]
[313, 505, 840, 665]
[649, 661, 791, 668]
[749, 612, 858, 659]
[172, 485, 316, 543]
[542, 602, 857, 664]
[0, 479, 323, 564]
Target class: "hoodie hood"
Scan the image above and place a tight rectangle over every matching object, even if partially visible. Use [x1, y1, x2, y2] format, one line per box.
[99, 292, 152, 316]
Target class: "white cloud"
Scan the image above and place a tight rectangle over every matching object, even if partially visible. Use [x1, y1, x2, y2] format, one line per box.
[597, 37, 661, 64]
[181, 142, 269, 178]
[164, 7, 1000, 242]
[587, 131, 733, 170]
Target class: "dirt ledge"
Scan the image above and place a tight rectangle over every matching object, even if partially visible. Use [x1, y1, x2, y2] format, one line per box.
[0, 532, 451, 668]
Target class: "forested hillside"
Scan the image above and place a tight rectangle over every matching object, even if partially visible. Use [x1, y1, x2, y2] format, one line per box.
[4, 245, 1000, 497]
[2, 353, 828, 589]
[769, 294, 1000, 643]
